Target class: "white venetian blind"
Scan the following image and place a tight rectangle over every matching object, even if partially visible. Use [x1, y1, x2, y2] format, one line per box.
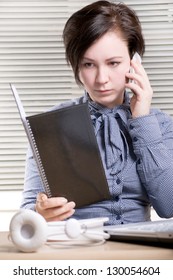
[124, 0, 173, 115]
[0, 0, 173, 191]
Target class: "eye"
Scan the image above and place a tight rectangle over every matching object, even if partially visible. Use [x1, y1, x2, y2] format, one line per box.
[109, 61, 120, 67]
[83, 62, 94, 68]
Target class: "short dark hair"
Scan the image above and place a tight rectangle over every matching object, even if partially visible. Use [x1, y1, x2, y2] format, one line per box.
[63, 0, 145, 85]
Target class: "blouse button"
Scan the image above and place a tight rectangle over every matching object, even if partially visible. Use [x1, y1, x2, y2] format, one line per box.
[116, 215, 121, 220]
[133, 136, 138, 142]
[116, 178, 121, 185]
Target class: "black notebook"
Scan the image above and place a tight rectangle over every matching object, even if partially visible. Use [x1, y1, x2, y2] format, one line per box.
[10, 84, 110, 208]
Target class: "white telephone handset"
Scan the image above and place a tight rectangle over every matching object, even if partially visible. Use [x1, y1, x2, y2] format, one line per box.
[132, 52, 142, 64]
[129, 52, 142, 83]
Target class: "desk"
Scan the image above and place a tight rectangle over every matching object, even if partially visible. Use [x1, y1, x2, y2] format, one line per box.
[0, 232, 173, 260]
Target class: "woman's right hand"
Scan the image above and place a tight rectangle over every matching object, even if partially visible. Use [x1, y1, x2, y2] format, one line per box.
[35, 192, 76, 222]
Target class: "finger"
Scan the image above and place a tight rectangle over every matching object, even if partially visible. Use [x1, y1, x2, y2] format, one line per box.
[126, 71, 141, 83]
[36, 192, 48, 202]
[130, 60, 148, 79]
[36, 195, 68, 210]
[46, 201, 76, 219]
[35, 192, 48, 211]
[39, 201, 76, 220]
[125, 75, 143, 93]
[125, 79, 142, 90]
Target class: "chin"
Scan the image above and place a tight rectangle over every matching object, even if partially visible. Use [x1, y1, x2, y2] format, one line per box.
[97, 97, 119, 108]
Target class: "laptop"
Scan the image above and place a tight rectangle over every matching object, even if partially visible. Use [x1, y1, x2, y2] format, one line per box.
[104, 219, 173, 246]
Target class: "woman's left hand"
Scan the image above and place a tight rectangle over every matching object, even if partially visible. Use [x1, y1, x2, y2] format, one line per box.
[125, 59, 153, 118]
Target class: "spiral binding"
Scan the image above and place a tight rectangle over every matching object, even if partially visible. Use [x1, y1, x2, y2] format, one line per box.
[26, 119, 52, 197]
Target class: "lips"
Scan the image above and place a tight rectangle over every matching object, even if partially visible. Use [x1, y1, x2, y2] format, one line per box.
[95, 89, 113, 94]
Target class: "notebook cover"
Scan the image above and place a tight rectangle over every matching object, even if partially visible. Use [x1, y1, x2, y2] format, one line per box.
[26, 103, 110, 208]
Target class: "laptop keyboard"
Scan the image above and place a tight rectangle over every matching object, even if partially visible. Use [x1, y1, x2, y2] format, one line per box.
[130, 221, 173, 233]
[106, 219, 173, 233]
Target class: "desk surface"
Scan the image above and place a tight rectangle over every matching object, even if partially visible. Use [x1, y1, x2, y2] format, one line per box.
[0, 232, 173, 260]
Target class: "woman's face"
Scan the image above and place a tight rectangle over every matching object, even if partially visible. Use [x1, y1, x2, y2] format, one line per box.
[79, 31, 131, 108]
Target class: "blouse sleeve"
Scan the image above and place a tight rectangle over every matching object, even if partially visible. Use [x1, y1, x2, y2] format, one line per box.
[20, 146, 44, 210]
[128, 110, 173, 218]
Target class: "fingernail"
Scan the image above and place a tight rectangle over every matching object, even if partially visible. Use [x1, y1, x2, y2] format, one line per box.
[71, 201, 76, 208]
[37, 193, 47, 202]
[59, 197, 68, 203]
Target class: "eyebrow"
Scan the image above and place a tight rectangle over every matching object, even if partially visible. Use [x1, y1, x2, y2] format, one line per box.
[82, 56, 123, 62]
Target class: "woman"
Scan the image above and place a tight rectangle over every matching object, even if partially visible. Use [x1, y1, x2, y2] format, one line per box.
[21, 1, 173, 225]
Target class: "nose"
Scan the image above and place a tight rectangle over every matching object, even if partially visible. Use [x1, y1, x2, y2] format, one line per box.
[95, 67, 109, 84]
